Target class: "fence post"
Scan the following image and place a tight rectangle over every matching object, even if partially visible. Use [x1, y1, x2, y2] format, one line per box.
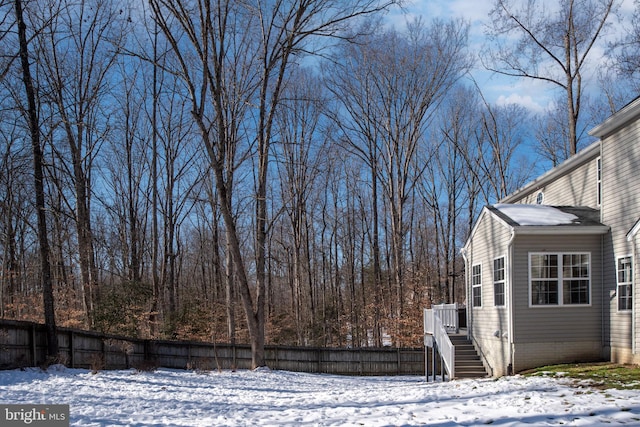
[101, 338, 107, 369]
[232, 344, 237, 371]
[187, 343, 191, 370]
[69, 331, 75, 368]
[29, 324, 37, 366]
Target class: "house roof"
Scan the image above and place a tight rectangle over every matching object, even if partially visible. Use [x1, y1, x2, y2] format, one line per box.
[487, 204, 609, 235]
[463, 204, 608, 251]
[589, 95, 640, 139]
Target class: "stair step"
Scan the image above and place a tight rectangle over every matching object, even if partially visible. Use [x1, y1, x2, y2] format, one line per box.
[457, 356, 480, 361]
[455, 364, 486, 371]
[448, 334, 488, 379]
[455, 367, 486, 372]
[456, 359, 482, 366]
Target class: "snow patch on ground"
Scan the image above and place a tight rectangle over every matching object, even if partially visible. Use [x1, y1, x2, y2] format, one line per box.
[1, 366, 640, 426]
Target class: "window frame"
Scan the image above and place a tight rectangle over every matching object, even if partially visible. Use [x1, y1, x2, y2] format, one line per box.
[472, 263, 482, 308]
[617, 255, 633, 312]
[596, 157, 602, 206]
[493, 256, 506, 307]
[529, 252, 591, 307]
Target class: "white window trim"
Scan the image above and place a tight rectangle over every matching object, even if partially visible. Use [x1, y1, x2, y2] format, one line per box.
[617, 255, 633, 313]
[528, 252, 592, 308]
[596, 157, 602, 206]
[493, 256, 506, 308]
[472, 263, 482, 309]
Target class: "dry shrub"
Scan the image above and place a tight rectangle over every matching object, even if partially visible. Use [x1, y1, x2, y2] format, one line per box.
[187, 357, 214, 374]
[89, 353, 105, 374]
[132, 359, 158, 373]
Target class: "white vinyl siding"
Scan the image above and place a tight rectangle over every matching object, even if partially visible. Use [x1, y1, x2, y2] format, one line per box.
[617, 256, 632, 312]
[493, 257, 506, 307]
[510, 234, 603, 371]
[472, 264, 482, 308]
[464, 209, 513, 376]
[507, 149, 599, 208]
[529, 253, 590, 307]
[600, 119, 640, 355]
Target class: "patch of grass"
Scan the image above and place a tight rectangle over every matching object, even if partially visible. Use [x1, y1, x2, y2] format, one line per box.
[523, 362, 640, 390]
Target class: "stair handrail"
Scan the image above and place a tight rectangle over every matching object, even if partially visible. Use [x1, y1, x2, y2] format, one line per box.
[423, 307, 455, 379]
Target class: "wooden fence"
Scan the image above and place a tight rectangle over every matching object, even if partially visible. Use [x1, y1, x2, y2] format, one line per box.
[0, 319, 426, 376]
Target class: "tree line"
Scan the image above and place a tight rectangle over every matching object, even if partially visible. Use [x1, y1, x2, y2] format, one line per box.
[0, 0, 638, 367]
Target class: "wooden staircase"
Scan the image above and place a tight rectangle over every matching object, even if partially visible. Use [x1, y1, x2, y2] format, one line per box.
[449, 334, 487, 379]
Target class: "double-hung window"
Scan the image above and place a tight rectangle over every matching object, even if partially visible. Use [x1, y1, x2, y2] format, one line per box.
[530, 253, 590, 306]
[493, 257, 505, 307]
[472, 264, 482, 308]
[617, 256, 633, 312]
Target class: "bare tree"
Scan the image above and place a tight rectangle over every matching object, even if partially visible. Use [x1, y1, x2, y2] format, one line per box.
[14, 0, 58, 358]
[477, 98, 531, 200]
[274, 68, 326, 345]
[0, 117, 32, 319]
[613, 0, 640, 82]
[327, 18, 469, 343]
[484, 0, 616, 157]
[534, 96, 573, 166]
[33, 0, 129, 325]
[150, 0, 394, 368]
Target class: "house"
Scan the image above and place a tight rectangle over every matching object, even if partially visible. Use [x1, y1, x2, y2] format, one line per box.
[462, 96, 640, 377]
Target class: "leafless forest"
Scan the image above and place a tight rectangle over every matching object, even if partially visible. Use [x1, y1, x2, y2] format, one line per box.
[0, 0, 638, 365]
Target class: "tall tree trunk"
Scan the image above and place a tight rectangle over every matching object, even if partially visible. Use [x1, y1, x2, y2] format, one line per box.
[150, 24, 161, 337]
[73, 160, 96, 326]
[15, 0, 58, 358]
[225, 234, 236, 348]
[371, 160, 382, 347]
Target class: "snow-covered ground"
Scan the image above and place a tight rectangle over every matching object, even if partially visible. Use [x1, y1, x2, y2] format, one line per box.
[1, 366, 640, 426]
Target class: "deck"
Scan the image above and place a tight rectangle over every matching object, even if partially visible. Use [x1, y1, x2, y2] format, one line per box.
[424, 305, 487, 379]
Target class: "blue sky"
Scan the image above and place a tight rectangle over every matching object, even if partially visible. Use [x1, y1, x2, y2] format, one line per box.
[386, 0, 636, 116]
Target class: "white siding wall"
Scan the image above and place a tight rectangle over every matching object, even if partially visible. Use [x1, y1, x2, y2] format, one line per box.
[634, 247, 640, 363]
[601, 121, 640, 363]
[466, 211, 512, 377]
[510, 153, 599, 208]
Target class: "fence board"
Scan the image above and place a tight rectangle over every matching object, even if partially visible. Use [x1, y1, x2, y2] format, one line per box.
[0, 320, 426, 376]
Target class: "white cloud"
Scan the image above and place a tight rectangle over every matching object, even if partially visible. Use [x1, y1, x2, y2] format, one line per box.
[495, 93, 546, 113]
[447, 0, 493, 22]
[388, 0, 635, 114]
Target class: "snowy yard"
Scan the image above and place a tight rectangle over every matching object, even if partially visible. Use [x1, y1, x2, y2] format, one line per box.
[2, 366, 640, 426]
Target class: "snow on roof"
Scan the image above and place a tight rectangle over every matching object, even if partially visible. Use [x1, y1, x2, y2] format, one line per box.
[493, 204, 578, 226]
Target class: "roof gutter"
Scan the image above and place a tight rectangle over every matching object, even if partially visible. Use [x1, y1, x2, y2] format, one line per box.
[589, 96, 640, 139]
[511, 225, 610, 235]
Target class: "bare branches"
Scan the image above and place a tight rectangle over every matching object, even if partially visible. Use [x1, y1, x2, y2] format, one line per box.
[484, 0, 617, 156]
